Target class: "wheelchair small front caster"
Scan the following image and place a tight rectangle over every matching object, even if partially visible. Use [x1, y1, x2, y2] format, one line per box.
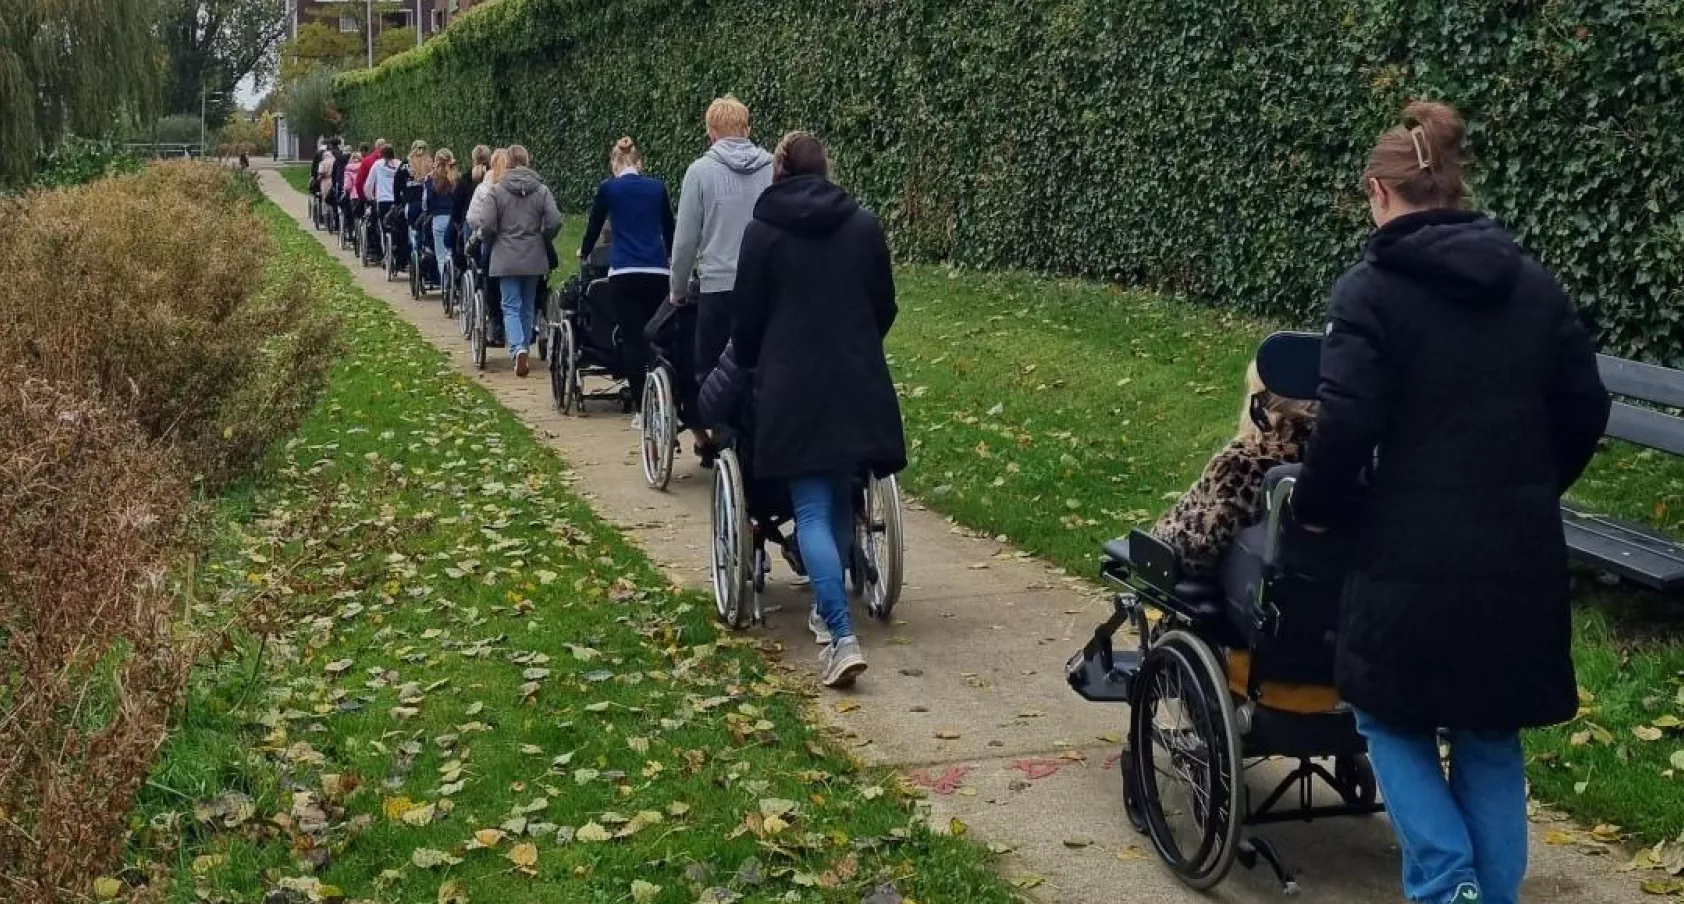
[1237, 837, 1298, 894]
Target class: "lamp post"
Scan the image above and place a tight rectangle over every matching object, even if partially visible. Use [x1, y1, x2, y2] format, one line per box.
[366, 0, 375, 67]
[200, 88, 225, 158]
[415, 0, 423, 47]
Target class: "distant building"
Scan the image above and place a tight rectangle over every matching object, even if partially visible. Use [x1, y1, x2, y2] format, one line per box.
[286, 0, 474, 42]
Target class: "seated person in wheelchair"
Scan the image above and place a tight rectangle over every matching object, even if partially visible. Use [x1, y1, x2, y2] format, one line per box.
[1150, 359, 1315, 577]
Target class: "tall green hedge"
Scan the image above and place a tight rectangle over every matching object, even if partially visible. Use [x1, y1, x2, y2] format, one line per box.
[338, 0, 1684, 362]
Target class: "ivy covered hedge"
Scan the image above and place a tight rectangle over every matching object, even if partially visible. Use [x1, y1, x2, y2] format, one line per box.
[337, 0, 1684, 362]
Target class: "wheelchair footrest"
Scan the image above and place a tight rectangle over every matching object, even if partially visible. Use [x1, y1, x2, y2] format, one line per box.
[1066, 644, 1138, 703]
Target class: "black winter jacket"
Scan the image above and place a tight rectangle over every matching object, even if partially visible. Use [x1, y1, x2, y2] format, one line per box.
[731, 176, 906, 481]
[698, 340, 749, 429]
[1292, 209, 1610, 732]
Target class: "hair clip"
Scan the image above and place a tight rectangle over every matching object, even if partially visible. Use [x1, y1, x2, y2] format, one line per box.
[1408, 126, 1432, 170]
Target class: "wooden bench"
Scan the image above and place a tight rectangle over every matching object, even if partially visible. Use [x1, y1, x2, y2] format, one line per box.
[1563, 355, 1684, 591]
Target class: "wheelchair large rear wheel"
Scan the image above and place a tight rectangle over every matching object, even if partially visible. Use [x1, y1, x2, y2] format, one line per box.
[470, 289, 488, 370]
[711, 449, 754, 629]
[640, 367, 677, 490]
[385, 234, 399, 282]
[1129, 629, 1244, 891]
[861, 474, 905, 620]
[440, 259, 455, 318]
[409, 250, 422, 298]
[458, 270, 475, 338]
[550, 321, 577, 413]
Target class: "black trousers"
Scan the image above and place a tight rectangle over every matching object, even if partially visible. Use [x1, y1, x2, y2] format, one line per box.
[611, 273, 668, 409]
[693, 290, 732, 386]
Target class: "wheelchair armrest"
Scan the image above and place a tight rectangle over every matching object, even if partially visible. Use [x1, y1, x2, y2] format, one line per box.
[1263, 468, 1299, 566]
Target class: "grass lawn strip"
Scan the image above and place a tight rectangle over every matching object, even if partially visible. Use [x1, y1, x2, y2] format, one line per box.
[135, 195, 1018, 904]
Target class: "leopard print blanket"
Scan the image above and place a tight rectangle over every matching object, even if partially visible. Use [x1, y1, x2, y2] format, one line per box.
[1151, 418, 1313, 575]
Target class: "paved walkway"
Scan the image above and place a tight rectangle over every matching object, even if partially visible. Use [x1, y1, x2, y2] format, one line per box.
[261, 171, 1648, 904]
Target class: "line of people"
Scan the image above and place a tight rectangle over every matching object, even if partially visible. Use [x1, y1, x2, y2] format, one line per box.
[311, 96, 906, 688]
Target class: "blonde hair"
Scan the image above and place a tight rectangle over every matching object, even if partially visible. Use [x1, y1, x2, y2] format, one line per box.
[408, 147, 432, 179]
[410, 139, 428, 154]
[705, 95, 751, 138]
[610, 136, 641, 172]
[508, 144, 531, 168]
[487, 148, 510, 185]
[432, 148, 458, 195]
[472, 144, 491, 166]
[1235, 360, 1316, 443]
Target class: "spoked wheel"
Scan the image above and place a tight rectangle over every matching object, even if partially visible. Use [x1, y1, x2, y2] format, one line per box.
[441, 260, 455, 317]
[859, 474, 905, 620]
[458, 271, 475, 338]
[385, 233, 399, 281]
[640, 367, 677, 490]
[409, 250, 422, 298]
[711, 449, 754, 629]
[535, 291, 553, 362]
[550, 321, 578, 413]
[470, 288, 488, 370]
[1129, 630, 1245, 891]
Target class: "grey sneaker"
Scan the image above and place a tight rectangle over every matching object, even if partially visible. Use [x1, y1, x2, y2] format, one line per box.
[808, 607, 833, 645]
[1448, 884, 1481, 904]
[819, 636, 867, 688]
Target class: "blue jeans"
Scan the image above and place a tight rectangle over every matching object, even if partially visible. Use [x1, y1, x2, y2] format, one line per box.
[1354, 709, 1527, 904]
[431, 216, 452, 280]
[790, 473, 856, 640]
[499, 276, 540, 358]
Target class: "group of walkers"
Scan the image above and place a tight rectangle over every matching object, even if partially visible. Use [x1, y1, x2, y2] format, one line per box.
[311, 93, 1615, 904]
[310, 97, 904, 690]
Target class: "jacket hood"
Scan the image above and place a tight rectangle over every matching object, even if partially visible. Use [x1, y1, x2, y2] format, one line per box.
[706, 138, 773, 175]
[753, 176, 859, 237]
[1365, 210, 1522, 304]
[501, 166, 543, 197]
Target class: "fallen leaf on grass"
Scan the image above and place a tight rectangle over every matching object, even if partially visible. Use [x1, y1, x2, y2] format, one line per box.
[412, 848, 463, 869]
[1635, 725, 1665, 742]
[467, 829, 503, 849]
[437, 879, 469, 904]
[507, 842, 538, 874]
[575, 821, 611, 843]
[1010, 874, 1046, 889]
[630, 880, 661, 903]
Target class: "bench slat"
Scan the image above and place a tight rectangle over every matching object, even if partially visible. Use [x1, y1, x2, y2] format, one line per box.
[1562, 505, 1684, 591]
[1599, 354, 1684, 408]
[1607, 401, 1684, 456]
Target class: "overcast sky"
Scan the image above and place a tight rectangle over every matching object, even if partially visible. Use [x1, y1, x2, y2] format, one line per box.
[235, 72, 262, 110]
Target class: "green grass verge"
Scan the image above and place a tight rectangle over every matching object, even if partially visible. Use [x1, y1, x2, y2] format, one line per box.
[279, 163, 312, 195]
[131, 198, 1019, 904]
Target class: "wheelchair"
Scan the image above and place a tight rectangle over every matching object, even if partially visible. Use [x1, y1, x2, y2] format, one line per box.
[638, 287, 704, 491]
[408, 219, 441, 301]
[307, 188, 322, 230]
[547, 244, 632, 415]
[461, 234, 548, 371]
[1065, 331, 1380, 894]
[336, 195, 358, 254]
[710, 415, 907, 630]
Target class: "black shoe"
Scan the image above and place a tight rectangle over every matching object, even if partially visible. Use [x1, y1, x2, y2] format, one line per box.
[695, 442, 718, 470]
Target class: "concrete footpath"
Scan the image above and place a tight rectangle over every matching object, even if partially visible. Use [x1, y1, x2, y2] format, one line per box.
[261, 170, 1648, 904]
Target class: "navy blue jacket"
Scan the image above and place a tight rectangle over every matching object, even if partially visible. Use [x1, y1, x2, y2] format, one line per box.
[424, 175, 456, 218]
[580, 172, 675, 273]
[697, 340, 749, 428]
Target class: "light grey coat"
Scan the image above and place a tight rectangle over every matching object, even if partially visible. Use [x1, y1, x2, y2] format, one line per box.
[469, 166, 562, 278]
[668, 138, 774, 298]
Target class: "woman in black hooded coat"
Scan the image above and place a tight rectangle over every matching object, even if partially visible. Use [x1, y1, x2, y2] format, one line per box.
[731, 132, 905, 690]
[1291, 102, 1609, 904]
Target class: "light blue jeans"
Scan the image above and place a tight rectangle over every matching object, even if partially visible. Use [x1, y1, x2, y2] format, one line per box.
[431, 215, 451, 281]
[499, 275, 540, 358]
[1354, 709, 1527, 904]
[789, 473, 856, 640]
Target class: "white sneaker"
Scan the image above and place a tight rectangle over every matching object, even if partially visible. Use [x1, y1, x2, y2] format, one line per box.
[808, 607, 832, 645]
[819, 636, 867, 689]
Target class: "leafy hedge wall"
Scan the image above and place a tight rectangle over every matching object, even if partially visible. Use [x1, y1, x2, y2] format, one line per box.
[337, 0, 1684, 362]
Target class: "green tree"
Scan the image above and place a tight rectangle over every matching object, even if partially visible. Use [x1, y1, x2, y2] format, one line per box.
[280, 66, 342, 142]
[0, 0, 160, 185]
[279, 22, 362, 86]
[158, 0, 289, 118]
[374, 25, 421, 65]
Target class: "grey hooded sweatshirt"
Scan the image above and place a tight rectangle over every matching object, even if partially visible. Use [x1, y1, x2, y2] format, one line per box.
[471, 166, 562, 278]
[668, 137, 774, 298]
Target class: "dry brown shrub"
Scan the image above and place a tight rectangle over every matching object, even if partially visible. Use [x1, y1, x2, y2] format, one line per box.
[0, 161, 336, 487]
[0, 369, 191, 902]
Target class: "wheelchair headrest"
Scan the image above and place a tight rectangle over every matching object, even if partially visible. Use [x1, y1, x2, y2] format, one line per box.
[1255, 331, 1322, 401]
